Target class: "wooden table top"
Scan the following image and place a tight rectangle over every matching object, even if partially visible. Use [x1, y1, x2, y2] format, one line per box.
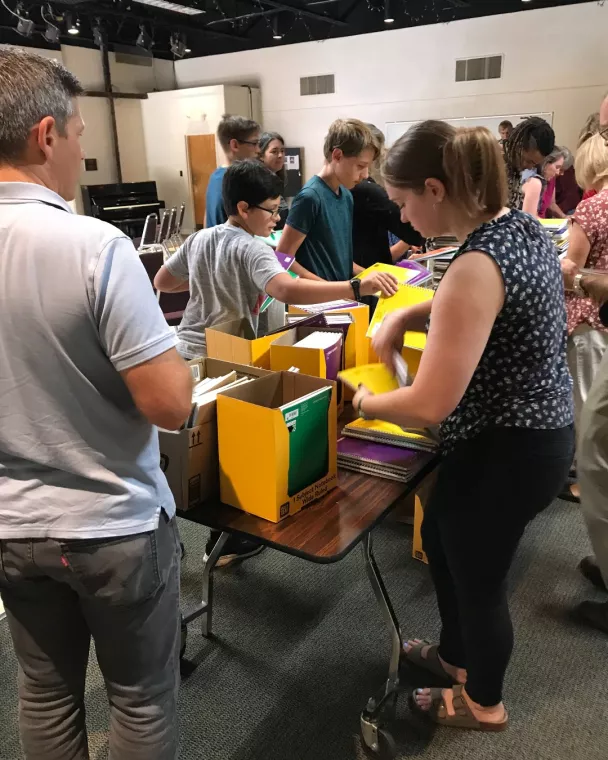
[178, 454, 438, 564]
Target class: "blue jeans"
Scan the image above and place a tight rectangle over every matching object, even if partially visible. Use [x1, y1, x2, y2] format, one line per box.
[0, 513, 181, 760]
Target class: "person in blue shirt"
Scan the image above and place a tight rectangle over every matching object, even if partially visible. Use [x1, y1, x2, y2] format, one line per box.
[205, 114, 260, 227]
[277, 119, 379, 281]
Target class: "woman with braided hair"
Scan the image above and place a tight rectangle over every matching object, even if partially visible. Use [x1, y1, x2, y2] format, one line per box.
[504, 116, 556, 209]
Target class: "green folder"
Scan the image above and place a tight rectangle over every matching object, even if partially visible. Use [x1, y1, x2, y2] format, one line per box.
[280, 386, 331, 496]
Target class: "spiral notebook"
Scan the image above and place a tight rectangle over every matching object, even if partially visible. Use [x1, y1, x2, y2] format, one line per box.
[342, 417, 439, 453]
[367, 283, 434, 347]
[356, 261, 431, 289]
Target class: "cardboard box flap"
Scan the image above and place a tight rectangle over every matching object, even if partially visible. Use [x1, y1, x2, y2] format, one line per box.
[216, 371, 335, 410]
[207, 318, 255, 339]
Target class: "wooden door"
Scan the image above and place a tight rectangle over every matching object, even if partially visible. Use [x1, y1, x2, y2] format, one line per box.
[186, 134, 217, 229]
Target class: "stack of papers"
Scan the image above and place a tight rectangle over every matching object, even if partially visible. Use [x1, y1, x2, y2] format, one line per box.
[342, 417, 439, 453]
[540, 218, 570, 257]
[187, 373, 253, 428]
[337, 436, 431, 482]
[291, 299, 359, 313]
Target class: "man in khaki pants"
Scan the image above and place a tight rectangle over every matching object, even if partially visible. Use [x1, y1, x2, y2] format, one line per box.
[0, 49, 192, 758]
[574, 92, 608, 634]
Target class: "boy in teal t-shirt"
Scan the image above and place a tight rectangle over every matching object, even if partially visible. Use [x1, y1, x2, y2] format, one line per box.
[278, 119, 379, 281]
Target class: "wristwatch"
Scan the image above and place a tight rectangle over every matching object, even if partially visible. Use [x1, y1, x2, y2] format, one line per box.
[350, 277, 361, 302]
[573, 273, 588, 298]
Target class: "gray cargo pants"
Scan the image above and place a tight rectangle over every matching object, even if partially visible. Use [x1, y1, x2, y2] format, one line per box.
[0, 512, 181, 760]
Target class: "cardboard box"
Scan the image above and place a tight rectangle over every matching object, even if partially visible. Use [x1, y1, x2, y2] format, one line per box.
[412, 496, 428, 564]
[271, 326, 345, 413]
[159, 358, 271, 511]
[270, 327, 343, 380]
[205, 319, 287, 369]
[412, 466, 438, 564]
[217, 372, 338, 522]
[289, 303, 369, 370]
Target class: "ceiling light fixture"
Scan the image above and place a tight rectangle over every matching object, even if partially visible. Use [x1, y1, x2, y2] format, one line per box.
[134, 0, 204, 15]
[170, 32, 188, 58]
[0, 0, 34, 36]
[136, 23, 153, 49]
[66, 12, 80, 34]
[92, 17, 105, 47]
[14, 3, 34, 36]
[41, 5, 61, 43]
[383, 0, 394, 24]
[272, 16, 282, 40]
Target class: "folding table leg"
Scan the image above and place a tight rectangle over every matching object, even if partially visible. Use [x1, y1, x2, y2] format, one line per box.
[183, 530, 229, 638]
[360, 532, 402, 758]
[200, 531, 229, 637]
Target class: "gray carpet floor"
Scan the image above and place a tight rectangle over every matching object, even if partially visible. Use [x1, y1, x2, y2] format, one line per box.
[0, 498, 607, 760]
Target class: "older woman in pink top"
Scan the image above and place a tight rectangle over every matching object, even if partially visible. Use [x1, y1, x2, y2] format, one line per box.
[562, 133, 608, 428]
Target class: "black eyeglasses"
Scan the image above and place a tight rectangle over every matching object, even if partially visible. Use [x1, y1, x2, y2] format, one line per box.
[252, 205, 281, 218]
[238, 139, 260, 147]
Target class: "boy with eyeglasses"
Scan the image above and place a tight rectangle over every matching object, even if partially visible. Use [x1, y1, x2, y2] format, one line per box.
[155, 159, 397, 568]
[205, 114, 261, 227]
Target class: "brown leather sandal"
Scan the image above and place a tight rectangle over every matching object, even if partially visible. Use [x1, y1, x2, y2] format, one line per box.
[403, 640, 461, 685]
[411, 685, 509, 732]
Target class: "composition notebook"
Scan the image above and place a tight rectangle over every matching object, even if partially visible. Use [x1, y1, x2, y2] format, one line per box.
[280, 386, 332, 496]
[367, 283, 434, 349]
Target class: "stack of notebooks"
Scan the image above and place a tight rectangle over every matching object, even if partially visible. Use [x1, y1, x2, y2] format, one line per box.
[292, 330, 343, 381]
[337, 436, 430, 482]
[342, 417, 439, 454]
[540, 218, 569, 257]
[291, 299, 359, 313]
[187, 372, 254, 428]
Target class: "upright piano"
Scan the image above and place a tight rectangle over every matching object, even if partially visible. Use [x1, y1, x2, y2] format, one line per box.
[81, 181, 165, 239]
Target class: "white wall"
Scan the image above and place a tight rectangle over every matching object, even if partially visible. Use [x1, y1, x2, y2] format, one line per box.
[175, 1, 608, 181]
[141, 85, 260, 232]
[2, 44, 176, 209]
[59, 45, 177, 199]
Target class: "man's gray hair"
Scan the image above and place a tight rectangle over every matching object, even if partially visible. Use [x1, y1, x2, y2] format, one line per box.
[0, 47, 83, 164]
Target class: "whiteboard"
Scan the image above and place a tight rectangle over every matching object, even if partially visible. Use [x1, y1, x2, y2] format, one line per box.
[385, 113, 554, 146]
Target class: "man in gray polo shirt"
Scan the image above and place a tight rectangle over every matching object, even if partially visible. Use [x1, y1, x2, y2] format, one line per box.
[0, 49, 192, 759]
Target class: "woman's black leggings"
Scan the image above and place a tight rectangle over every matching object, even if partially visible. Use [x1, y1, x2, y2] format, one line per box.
[422, 424, 574, 707]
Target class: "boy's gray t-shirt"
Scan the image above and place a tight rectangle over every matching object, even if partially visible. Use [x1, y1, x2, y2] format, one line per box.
[165, 223, 285, 359]
[0, 183, 178, 539]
